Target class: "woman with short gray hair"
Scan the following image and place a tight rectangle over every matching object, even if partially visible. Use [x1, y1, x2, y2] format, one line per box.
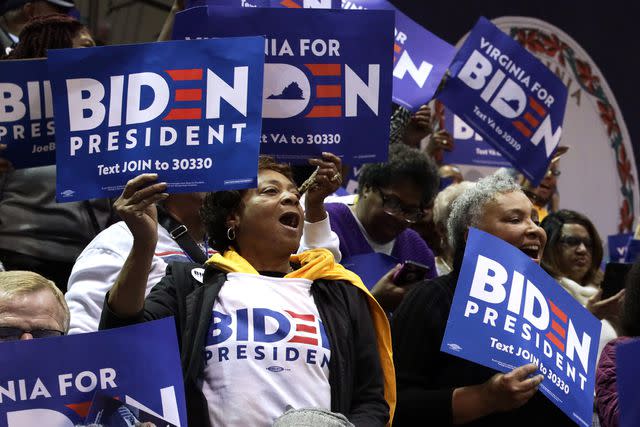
[391, 172, 574, 426]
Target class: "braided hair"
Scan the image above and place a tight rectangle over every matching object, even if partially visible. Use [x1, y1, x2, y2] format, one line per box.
[7, 14, 85, 60]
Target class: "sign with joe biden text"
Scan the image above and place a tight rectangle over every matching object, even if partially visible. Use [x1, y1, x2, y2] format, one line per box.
[0, 318, 186, 427]
[442, 228, 601, 427]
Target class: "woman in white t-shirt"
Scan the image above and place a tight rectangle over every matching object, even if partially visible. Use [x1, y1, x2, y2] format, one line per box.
[100, 156, 395, 427]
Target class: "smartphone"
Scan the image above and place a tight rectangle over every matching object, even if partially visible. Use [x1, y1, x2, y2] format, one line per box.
[393, 260, 430, 286]
[601, 262, 632, 299]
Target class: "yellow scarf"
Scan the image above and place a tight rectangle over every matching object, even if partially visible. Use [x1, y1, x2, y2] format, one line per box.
[206, 248, 396, 425]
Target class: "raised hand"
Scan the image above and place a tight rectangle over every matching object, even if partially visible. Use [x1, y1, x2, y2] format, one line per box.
[113, 174, 168, 246]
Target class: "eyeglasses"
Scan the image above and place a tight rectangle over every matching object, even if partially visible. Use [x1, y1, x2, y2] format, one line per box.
[546, 168, 561, 177]
[374, 188, 425, 224]
[559, 236, 593, 250]
[0, 326, 64, 342]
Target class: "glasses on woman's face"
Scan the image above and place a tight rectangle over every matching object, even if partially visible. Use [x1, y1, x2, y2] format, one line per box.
[559, 235, 593, 251]
[0, 326, 64, 342]
[374, 188, 424, 224]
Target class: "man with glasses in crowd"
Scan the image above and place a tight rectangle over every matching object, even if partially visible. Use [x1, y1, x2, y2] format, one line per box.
[0, 271, 68, 342]
[324, 143, 440, 311]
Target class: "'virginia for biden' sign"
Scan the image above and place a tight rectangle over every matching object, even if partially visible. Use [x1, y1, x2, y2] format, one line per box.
[439, 17, 568, 185]
[442, 228, 601, 426]
[48, 37, 265, 202]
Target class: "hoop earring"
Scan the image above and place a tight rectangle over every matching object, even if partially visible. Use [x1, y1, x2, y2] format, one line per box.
[227, 226, 236, 241]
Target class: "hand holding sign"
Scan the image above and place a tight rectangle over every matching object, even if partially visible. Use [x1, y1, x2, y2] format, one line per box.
[403, 104, 433, 147]
[304, 152, 343, 222]
[113, 174, 168, 248]
[452, 363, 542, 424]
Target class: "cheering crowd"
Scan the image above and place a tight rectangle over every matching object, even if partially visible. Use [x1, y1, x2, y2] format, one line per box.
[0, 1, 635, 427]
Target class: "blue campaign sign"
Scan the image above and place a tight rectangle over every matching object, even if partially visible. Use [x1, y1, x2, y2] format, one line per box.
[616, 339, 640, 427]
[442, 228, 601, 426]
[47, 37, 265, 202]
[342, 0, 456, 111]
[173, 6, 394, 165]
[438, 17, 568, 185]
[0, 318, 186, 427]
[85, 393, 178, 426]
[624, 238, 640, 263]
[341, 252, 398, 290]
[0, 59, 56, 169]
[442, 108, 512, 167]
[607, 233, 632, 263]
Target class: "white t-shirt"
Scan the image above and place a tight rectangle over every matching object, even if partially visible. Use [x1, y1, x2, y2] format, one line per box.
[201, 273, 332, 426]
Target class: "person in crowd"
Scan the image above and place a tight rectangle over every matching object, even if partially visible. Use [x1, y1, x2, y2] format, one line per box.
[430, 181, 475, 276]
[0, 0, 74, 54]
[0, 14, 107, 291]
[325, 143, 439, 311]
[0, 270, 69, 341]
[391, 171, 575, 426]
[541, 210, 624, 358]
[98, 156, 395, 427]
[66, 153, 343, 334]
[595, 259, 640, 427]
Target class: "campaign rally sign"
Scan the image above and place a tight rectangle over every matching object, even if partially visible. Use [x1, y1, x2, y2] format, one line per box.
[47, 37, 264, 202]
[442, 228, 601, 426]
[625, 238, 640, 263]
[0, 59, 55, 169]
[174, 7, 394, 164]
[442, 108, 512, 167]
[616, 339, 640, 427]
[342, 0, 456, 111]
[187, 0, 339, 8]
[438, 17, 568, 185]
[608, 233, 633, 263]
[0, 318, 186, 427]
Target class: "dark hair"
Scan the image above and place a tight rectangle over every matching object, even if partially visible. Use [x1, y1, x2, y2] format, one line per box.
[7, 14, 85, 59]
[622, 259, 640, 336]
[200, 156, 295, 253]
[540, 209, 603, 284]
[357, 143, 439, 205]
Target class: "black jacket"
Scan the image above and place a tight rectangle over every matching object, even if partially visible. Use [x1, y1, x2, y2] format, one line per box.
[100, 262, 389, 427]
